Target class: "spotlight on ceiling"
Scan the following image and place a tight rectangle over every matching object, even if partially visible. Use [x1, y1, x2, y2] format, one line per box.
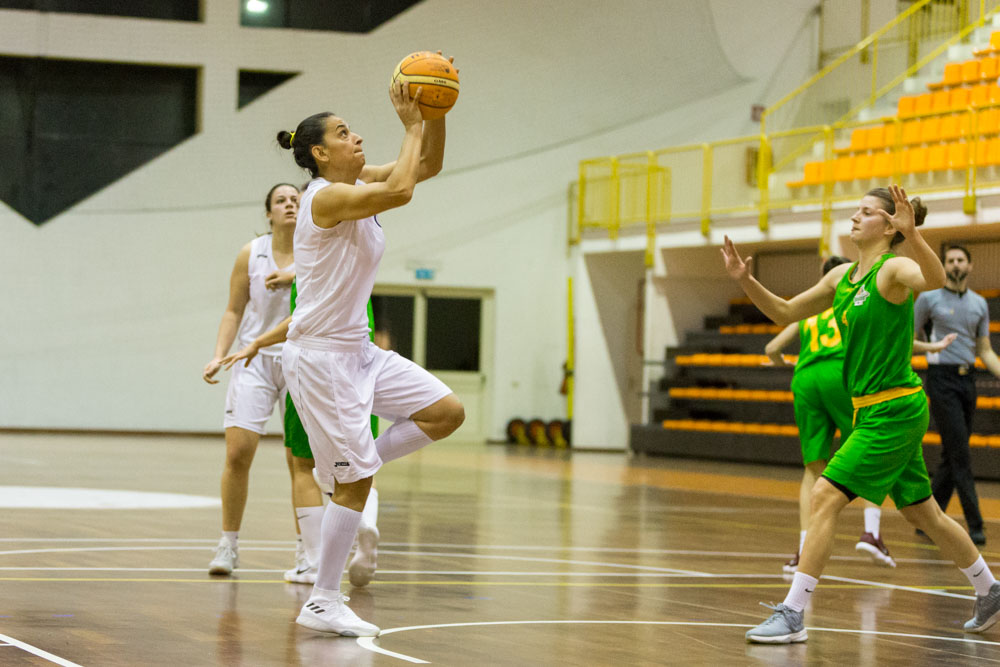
[246, 0, 269, 14]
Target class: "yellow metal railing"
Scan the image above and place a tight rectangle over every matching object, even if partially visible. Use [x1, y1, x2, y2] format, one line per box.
[577, 154, 670, 267]
[573, 0, 1000, 249]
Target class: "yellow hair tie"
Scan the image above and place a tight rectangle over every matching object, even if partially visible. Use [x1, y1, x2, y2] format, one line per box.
[289, 131, 296, 146]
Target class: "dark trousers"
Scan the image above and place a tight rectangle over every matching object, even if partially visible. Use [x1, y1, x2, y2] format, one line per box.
[926, 365, 983, 532]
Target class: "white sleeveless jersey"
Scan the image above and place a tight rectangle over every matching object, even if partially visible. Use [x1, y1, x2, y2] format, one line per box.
[288, 177, 384, 342]
[236, 234, 294, 356]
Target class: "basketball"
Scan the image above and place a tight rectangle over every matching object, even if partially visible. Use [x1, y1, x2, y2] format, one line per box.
[391, 51, 460, 120]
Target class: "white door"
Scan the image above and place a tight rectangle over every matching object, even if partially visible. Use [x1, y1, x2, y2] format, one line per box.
[371, 287, 493, 441]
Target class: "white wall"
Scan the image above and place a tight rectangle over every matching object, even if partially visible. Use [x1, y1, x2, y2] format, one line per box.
[0, 0, 822, 439]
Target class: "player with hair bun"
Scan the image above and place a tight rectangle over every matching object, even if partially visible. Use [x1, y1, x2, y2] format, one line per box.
[723, 185, 1000, 643]
[273, 61, 464, 637]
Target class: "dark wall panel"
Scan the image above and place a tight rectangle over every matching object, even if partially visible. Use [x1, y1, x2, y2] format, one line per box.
[0, 56, 197, 224]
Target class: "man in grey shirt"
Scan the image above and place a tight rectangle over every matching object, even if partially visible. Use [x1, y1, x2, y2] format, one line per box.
[915, 245, 1000, 546]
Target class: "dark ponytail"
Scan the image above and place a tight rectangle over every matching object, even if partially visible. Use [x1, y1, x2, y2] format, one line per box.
[276, 111, 335, 177]
[866, 187, 927, 247]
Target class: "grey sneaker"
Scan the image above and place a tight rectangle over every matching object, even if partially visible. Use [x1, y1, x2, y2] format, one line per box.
[965, 582, 1000, 633]
[208, 538, 238, 575]
[745, 602, 807, 644]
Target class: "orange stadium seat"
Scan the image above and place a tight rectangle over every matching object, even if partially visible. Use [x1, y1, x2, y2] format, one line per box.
[940, 114, 968, 140]
[981, 56, 1000, 81]
[974, 31, 1000, 57]
[920, 117, 942, 143]
[949, 87, 970, 110]
[947, 141, 969, 169]
[871, 151, 893, 178]
[833, 156, 855, 181]
[802, 160, 823, 184]
[914, 93, 934, 115]
[979, 108, 1000, 135]
[898, 96, 917, 116]
[854, 153, 873, 179]
[928, 62, 962, 90]
[931, 90, 950, 112]
[970, 84, 990, 107]
[903, 147, 929, 173]
[901, 119, 922, 145]
[928, 144, 947, 171]
[963, 59, 982, 84]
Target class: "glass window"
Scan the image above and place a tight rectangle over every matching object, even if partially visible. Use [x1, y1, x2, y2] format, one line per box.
[0, 56, 197, 224]
[371, 295, 414, 360]
[240, 0, 423, 33]
[238, 70, 298, 109]
[425, 297, 480, 371]
[0, 0, 200, 21]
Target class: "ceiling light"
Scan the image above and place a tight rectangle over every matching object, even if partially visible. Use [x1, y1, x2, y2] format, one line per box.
[246, 0, 269, 14]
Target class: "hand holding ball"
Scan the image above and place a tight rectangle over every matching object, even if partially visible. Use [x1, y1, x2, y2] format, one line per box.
[392, 51, 459, 120]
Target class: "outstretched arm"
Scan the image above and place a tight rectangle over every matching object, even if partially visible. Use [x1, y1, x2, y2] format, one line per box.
[312, 81, 424, 226]
[222, 316, 292, 370]
[913, 333, 957, 353]
[720, 236, 842, 325]
[203, 244, 251, 384]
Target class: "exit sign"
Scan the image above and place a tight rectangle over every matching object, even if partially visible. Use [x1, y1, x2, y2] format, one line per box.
[415, 268, 435, 280]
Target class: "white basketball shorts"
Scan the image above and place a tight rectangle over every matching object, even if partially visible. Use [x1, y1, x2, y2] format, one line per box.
[223, 352, 286, 434]
[282, 336, 452, 484]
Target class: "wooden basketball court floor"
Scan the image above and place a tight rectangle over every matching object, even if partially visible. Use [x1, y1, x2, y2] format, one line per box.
[3, 433, 1000, 665]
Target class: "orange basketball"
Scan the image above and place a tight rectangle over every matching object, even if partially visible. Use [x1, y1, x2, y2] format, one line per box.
[391, 51, 460, 120]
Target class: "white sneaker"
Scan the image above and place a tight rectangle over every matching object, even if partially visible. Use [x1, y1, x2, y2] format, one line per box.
[296, 595, 380, 636]
[284, 542, 317, 584]
[348, 524, 379, 587]
[209, 538, 238, 575]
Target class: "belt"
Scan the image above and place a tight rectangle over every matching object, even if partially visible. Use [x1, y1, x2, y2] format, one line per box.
[929, 363, 972, 376]
[851, 385, 923, 426]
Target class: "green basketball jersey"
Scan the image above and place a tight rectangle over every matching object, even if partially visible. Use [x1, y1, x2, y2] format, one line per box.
[831, 253, 922, 397]
[795, 307, 845, 373]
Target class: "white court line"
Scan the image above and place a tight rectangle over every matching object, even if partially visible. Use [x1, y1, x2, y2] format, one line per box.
[824, 574, 977, 600]
[0, 633, 83, 667]
[357, 620, 1000, 663]
[375, 550, 711, 576]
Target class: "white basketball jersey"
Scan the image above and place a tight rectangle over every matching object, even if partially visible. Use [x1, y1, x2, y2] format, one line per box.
[288, 177, 384, 342]
[236, 234, 294, 355]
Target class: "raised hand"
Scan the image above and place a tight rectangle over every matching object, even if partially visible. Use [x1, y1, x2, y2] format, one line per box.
[390, 79, 423, 128]
[875, 184, 915, 239]
[720, 235, 753, 282]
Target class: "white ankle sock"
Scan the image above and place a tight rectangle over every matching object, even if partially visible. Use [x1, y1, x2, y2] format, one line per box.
[374, 419, 433, 464]
[782, 571, 818, 612]
[314, 503, 363, 592]
[222, 531, 239, 547]
[961, 556, 998, 596]
[864, 508, 881, 538]
[295, 505, 325, 566]
[798, 531, 807, 553]
[361, 488, 379, 530]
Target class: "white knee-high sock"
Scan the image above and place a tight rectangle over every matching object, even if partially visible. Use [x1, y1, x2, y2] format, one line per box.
[374, 419, 433, 464]
[864, 507, 881, 538]
[361, 488, 379, 530]
[961, 556, 998, 596]
[295, 505, 324, 566]
[312, 503, 363, 595]
[782, 571, 818, 612]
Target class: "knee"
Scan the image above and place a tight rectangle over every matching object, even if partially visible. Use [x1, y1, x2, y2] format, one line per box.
[224, 446, 254, 472]
[809, 482, 846, 517]
[434, 395, 465, 437]
[333, 477, 373, 511]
